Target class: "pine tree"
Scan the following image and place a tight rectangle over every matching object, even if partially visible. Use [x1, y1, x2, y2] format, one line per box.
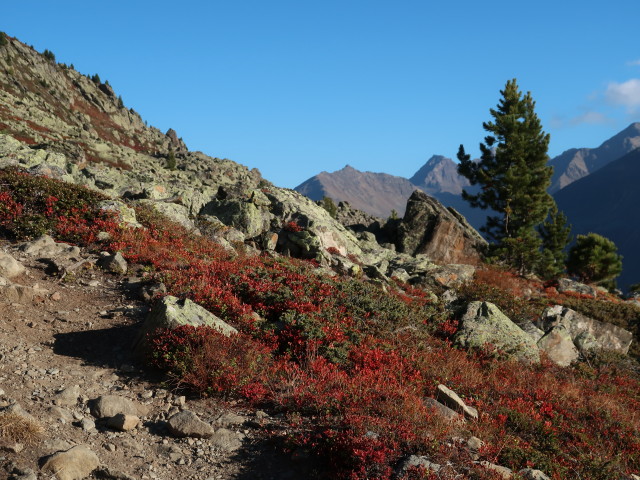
[566, 233, 622, 290]
[538, 205, 572, 278]
[320, 196, 338, 218]
[457, 79, 554, 273]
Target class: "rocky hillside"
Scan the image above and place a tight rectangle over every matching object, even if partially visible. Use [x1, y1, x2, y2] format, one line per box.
[1, 32, 640, 480]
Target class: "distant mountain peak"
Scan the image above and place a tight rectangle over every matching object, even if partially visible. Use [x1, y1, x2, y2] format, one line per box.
[410, 155, 469, 195]
[549, 121, 640, 192]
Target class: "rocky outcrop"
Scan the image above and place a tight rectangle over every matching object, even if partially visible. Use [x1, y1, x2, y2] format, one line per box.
[396, 190, 485, 264]
[455, 302, 540, 363]
[535, 305, 633, 355]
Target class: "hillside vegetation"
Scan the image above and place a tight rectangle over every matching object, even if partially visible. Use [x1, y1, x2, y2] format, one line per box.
[0, 167, 639, 480]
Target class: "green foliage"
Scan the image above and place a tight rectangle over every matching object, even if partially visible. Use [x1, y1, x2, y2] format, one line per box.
[566, 233, 623, 289]
[458, 79, 555, 274]
[117, 95, 124, 109]
[42, 49, 55, 62]
[0, 32, 7, 47]
[166, 150, 177, 171]
[538, 205, 572, 278]
[389, 209, 398, 220]
[91, 73, 101, 84]
[320, 196, 338, 218]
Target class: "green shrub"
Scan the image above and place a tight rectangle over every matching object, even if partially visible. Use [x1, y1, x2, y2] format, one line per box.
[0, 32, 8, 47]
[566, 233, 622, 290]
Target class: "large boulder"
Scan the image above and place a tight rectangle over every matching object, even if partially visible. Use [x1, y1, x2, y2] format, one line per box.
[455, 301, 540, 363]
[395, 191, 485, 264]
[536, 305, 633, 355]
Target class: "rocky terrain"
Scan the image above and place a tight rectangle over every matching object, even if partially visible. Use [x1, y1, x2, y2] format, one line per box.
[1, 33, 640, 480]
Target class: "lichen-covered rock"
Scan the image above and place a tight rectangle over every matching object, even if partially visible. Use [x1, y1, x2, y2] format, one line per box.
[138, 201, 195, 230]
[536, 305, 633, 354]
[135, 296, 237, 352]
[455, 302, 540, 363]
[395, 190, 485, 264]
[97, 200, 140, 228]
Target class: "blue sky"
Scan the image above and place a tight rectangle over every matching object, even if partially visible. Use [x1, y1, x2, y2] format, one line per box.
[3, 1, 640, 188]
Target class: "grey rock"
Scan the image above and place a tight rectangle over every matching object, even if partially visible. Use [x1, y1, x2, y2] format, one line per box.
[556, 278, 598, 297]
[136, 295, 237, 352]
[537, 305, 633, 354]
[53, 385, 80, 407]
[41, 445, 100, 480]
[20, 235, 81, 259]
[394, 454, 441, 478]
[90, 395, 148, 419]
[97, 252, 128, 274]
[0, 252, 25, 279]
[423, 397, 462, 423]
[478, 461, 512, 478]
[455, 302, 540, 363]
[210, 427, 243, 451]
[435, 384, 478, 420]
[106, 413, 139, 431]
[167, 410, 215, 438]
[537, 325, 579, 367]
[518, 468, 551, 480]
[139, 281, 167, 302]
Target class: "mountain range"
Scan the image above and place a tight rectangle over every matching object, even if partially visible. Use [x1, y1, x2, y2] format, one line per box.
[296, 123, 640, 288]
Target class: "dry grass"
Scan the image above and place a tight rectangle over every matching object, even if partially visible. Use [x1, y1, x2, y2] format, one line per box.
[0, 412, 44, 445]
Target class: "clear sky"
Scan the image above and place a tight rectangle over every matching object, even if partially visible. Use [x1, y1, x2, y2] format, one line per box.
[2, 1, 640, 188]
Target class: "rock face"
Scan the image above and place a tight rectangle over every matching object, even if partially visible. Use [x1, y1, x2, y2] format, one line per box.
[396, 190, 485, 264]
[536, 305, 633, 355]
[455, 302, 540, 363]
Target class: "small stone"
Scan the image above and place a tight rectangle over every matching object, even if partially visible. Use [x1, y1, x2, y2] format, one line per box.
[104, 443, 117, 452]
[51, 291, 62, 301]
[107, 413, 139, 431]
[167, 410, 215, 438]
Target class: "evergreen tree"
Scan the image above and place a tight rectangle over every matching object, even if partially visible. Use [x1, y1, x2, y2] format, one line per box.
[566, 233, 622, 290]
[457, 79, 554, 273]
[537, 205, 572, 278]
